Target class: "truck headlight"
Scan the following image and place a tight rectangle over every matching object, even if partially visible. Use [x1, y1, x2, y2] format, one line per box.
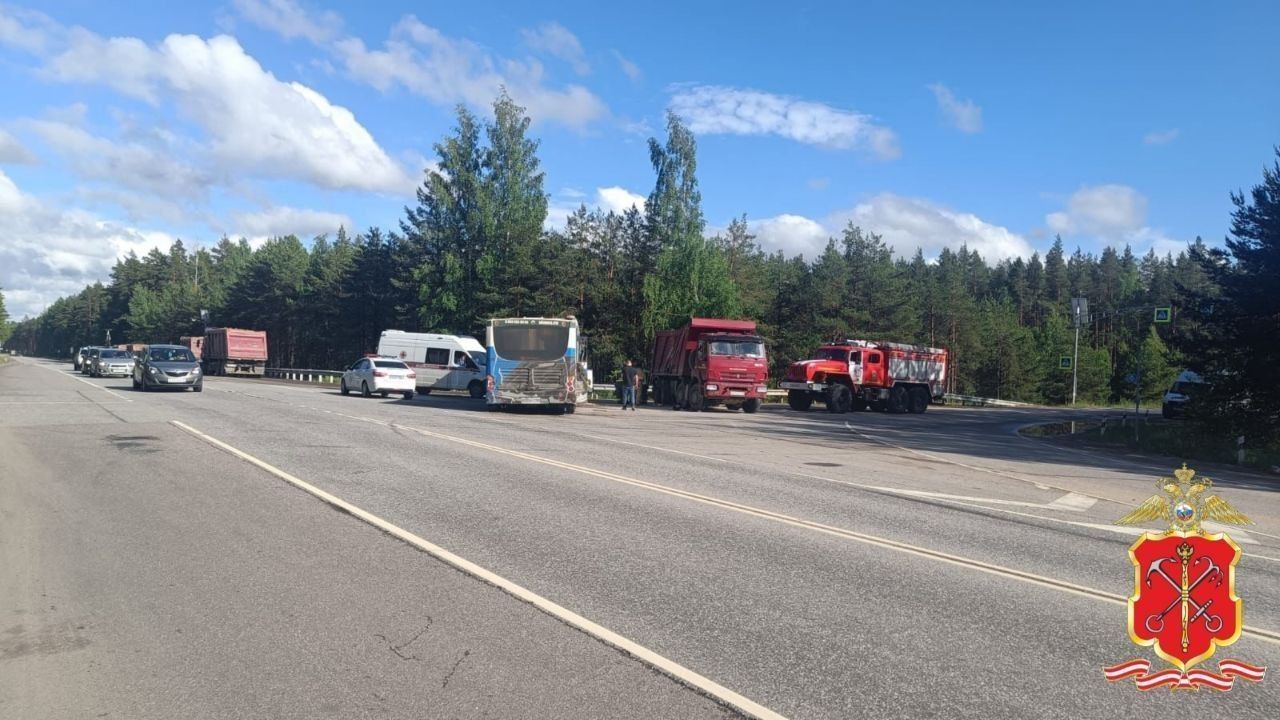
[705, 384, 718, 391]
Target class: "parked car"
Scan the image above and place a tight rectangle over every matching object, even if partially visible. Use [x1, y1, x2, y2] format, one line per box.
[81, 347, 103, 375]
[74, 346, 95, 371]
[1162, 370, 1208, 419]
[132, 344, 203, 392]
[340, 357, 416, 399]
[90, 348, 136, 378]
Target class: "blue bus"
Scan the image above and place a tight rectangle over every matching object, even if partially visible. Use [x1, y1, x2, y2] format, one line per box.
[485, 317, 587, 413]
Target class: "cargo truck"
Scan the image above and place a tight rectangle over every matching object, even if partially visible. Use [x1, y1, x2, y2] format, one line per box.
[201, 327, 268, 376]
[650, 318, 769, 413]
[781, 340, 947, 414]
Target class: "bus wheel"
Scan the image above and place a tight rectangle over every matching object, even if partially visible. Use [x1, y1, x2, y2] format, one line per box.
[467, 380, 485, 399]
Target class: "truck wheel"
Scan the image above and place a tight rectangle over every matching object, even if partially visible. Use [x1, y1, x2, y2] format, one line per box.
[743, 398, 762, 414]
[908, 387, 929, 414]
[826, 384, 852, 414]
[787, 390, 812, 412]
[888, 386, 908, 414]
[687, 386, 704, 412]
[467, 380, 485, 399]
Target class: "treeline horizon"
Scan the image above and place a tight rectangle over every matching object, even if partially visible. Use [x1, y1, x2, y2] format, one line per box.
[5, 95, 1276, 424]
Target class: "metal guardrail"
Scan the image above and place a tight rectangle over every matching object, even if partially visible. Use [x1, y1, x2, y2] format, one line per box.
[264, 368, 344, 384]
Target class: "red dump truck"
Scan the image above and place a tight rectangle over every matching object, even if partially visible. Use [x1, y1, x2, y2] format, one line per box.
[201, 328, 268, 376]
[781, 340, 947, 414]
[650, 318, 769, 413]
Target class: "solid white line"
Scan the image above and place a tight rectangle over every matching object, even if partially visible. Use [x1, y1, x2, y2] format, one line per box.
[168, 419, 787, 720]
[46, 366, 133, 402]
[373, 418, 1280, 646]
[581, 433, 729, 463]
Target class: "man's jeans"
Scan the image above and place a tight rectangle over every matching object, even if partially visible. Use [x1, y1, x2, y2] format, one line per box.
[622, 385, 636, 409]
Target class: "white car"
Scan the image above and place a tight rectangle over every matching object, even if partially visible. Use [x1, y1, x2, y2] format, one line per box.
[340, 357, 416, 399]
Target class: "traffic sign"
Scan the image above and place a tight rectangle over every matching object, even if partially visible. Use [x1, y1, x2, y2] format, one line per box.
[1060, 356, 1073, 370]
[1154, 306, 1172, 323]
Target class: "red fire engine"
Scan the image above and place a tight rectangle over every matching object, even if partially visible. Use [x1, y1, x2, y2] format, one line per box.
[780, 340, 948, 414]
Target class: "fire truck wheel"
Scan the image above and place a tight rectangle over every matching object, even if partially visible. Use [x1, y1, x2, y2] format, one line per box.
[687, 386, 705, 411]
[908, 387, 929, 414]
[787, 391, 812, 411]
[888, 386, 909, 414]
[743, 399, 761, 414]
[825, 384, 852, 413]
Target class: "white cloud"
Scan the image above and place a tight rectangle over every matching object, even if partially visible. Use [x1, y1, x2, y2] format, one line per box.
[0, 128, 36, 164]
[1045, 184, 1147, 238]
[927, 83, 982, 134]
[28, 119, 214, 204]
[331, 16, 607, 129]
[232, 0, 341, 43]
[750, 194, 1032, 262]
[0, 169, 174, 319]
[0, 5, 55, 54]
[668, 85, 899, 159]
[611, 49, 641, 82]
[1143, 128, 1180, 145]
[596, 186, 645, 214]
[44, 31, 413, 194]
[521, 21, 589, 75]
[231, 206, 353, 239]
[752, 214, 831, 258]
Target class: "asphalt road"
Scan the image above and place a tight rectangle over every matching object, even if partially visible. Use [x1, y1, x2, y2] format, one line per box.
[2, 357, 1277, 719]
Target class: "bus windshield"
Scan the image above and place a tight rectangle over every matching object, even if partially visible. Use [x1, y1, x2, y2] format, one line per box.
[493, 324, 571, 362]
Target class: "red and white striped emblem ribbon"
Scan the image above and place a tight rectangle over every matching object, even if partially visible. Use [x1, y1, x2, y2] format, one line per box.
[1103, 659, 1267, 691]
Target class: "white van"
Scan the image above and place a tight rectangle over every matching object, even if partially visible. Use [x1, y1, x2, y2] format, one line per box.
[377, 330, 488, 398]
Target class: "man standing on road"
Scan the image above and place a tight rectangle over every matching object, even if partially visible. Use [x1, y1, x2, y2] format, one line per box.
[622, 360, 640, 411]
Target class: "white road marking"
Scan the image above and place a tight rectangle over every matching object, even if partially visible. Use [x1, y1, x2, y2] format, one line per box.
[284, 411, 1280, 645]
[39, 365, 133, 402]
[1046, 492, 1099, 511]
[169, 419, 788, 720]
[581, 433, 729, 463]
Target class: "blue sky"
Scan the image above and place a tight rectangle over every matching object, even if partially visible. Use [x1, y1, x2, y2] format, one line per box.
[1, 0, 1277, 318]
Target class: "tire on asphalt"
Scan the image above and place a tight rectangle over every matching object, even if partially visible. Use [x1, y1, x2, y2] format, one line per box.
[825, 383, 852, 414]
[743, 398, 762, 414]
[888, 385, 909, 414]
[787, 390, 813, 412]
[908, 386, 929, 414]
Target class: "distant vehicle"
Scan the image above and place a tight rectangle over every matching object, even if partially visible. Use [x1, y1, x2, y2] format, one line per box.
[781, 340, 947, 414]
[376, 330, 487, 398]
[485, 317, 586, 413]
[179, 335, 205, 359]
[132, 344, 203, 392]
[650, 318, 768, 413]
[89, 348, 135, 378]
[1162, 370, 1208, 419]
[74, 346, 97, 372]
[340, 357, 416, 399]
[201, 328, 268, 376]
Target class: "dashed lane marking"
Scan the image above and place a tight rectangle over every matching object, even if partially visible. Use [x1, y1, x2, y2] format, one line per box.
[169, 419, 787, 720]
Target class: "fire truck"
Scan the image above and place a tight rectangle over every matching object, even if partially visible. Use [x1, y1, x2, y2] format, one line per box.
[780, 340, 948, 414]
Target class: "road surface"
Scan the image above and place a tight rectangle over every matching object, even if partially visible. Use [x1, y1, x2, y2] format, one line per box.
[2, 357, 1277, 719]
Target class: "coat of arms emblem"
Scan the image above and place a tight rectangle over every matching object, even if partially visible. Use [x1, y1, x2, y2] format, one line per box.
[1104, 465, 1267, 690]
